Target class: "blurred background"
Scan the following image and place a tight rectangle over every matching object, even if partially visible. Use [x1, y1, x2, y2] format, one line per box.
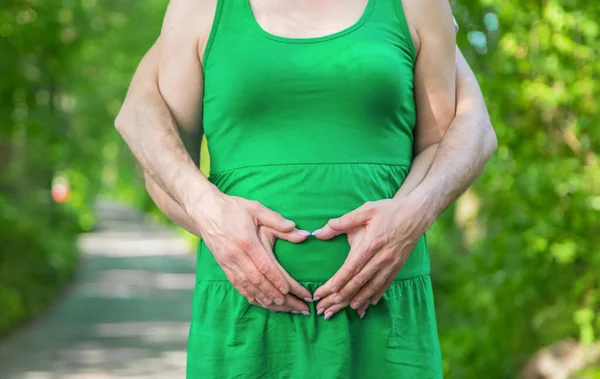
[0, 0, 598, 378]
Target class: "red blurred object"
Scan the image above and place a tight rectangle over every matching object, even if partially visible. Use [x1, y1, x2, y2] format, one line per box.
[51, 182, 70, 203]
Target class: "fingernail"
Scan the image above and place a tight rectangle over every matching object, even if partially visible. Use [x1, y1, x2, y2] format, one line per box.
[302, 311, 310, 316]
[279, 287, 288, 294]
[274, 298, 284, 305]
[292, 311, 300, 314]
[313, 296, 321, 301]
[330, 218, 340, 225]
[351, 302, 360, 309]
[297, 230, 311, 236]
[311, 229, 322, 236]
[304, 297, 313, 302]
[284, 220, 295, 228]
[360, 311, 366, 319]
[317, 308, 324, 315]
[324, 312, 333, 320]
[263, 298, 272, 305]
[334, 295, 343, 303]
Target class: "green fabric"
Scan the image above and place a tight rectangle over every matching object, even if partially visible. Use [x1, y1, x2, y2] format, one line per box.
[188, 0, 443, 377]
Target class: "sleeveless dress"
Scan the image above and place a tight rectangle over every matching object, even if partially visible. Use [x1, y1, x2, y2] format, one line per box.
[187, 0, 443, 377]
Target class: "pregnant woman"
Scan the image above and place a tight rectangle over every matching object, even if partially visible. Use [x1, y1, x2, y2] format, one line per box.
[115, 0, 497, 377]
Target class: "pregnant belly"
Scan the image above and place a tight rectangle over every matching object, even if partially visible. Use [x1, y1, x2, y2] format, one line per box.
[196, 163, 429, 282]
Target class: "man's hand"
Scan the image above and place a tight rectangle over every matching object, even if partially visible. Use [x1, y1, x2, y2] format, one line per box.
[311, 196, 432, 320]
[192, 189, 312, 310]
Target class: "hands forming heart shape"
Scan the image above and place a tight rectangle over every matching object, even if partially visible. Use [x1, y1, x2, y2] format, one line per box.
[195, 190, 429, 320]
[310, 198, 428, 319]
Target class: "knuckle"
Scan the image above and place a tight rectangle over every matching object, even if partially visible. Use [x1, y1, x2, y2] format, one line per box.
[238, 278, 250, 289]
[249, 272, 264, 286]
[257, 262, 271, 275]
[376, 252, 394, 266]
[371, 280, 384, 291]
[264, 290, 277, 299]
[248, 200, 261, 210]
[371, 238, 385, 250]
[237, 238, 254, 252]
[347, 263, 361, 277]
[354, 274, 367, 287]
[218, 251, 234, 263]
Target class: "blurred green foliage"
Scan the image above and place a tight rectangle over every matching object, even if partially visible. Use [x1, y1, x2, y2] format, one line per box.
[430, 0, 600, 377]
[0, 0, 165, 336]
[0, 0, 598, 377]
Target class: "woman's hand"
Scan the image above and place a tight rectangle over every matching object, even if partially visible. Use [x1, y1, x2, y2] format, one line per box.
[248, 226, 312, 315]
[311, 195, 433, 319]
[190, 189, 312, 308]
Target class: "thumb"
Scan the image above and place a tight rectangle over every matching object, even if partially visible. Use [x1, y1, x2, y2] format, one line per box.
[329, 204, 372, 230]
[312, 205, 372, 240]
[252, 202, 296, 232]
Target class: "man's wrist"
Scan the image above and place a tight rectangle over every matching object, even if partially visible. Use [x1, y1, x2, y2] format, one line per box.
[400, 184, 444, 227]
[173, 173, 219, 215]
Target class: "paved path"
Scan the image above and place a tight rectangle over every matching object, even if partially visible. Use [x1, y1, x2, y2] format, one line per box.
[0, 201, 196, 378]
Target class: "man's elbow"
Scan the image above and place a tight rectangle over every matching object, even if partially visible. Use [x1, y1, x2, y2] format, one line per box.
[481, 116, 498, 159]
[114, 101, 132, 134]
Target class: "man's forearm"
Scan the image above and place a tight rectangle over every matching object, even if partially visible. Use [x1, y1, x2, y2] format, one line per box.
[403, 48, 497, 222]
[394, 144, 439, 198]
[115, 44, 215, 211]
[145, 173, 201, 236]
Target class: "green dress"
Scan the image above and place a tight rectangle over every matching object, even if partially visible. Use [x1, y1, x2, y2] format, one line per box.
[187, 0, 443, 377]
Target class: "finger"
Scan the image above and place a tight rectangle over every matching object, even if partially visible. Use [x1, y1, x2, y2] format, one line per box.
[224, 262, 271, 305]
[369, 271, 397, 305]
[259, 231, 312, 301]
[357, 304, 368, 319]
[331, 257, 381, 310]
[245, 241, 291, 295]
[315, 293, 338, 316]
[351, 267, 395, 308]
[314, 237, 373, 298]
[311, 223, 345, 240]
[270, 228, 311, 244]
[283, 294, 311, 315]
[312, 277, 335, 302]
[251, 202, 296, 233]
[233, 254, 285, 305]
[329, 203, 374, 231]
[255, 295, 310, 315]
[323, 302, 348, 320]
[280, 270, 312, 301]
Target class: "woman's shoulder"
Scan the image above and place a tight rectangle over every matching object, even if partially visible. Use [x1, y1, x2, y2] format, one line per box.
[399, 0, 456, 54]
[164, 0, 218, 41]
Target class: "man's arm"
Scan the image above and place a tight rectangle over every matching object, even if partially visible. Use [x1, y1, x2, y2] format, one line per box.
[115, 40, 201, 235]
[395, 46, 497, 200]
[115, 0, 312, 309]
[398, 46, 498, 218]
[114, 40, 213, 211]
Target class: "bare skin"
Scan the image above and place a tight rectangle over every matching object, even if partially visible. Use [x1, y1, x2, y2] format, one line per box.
[115, 0, 497, 317]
